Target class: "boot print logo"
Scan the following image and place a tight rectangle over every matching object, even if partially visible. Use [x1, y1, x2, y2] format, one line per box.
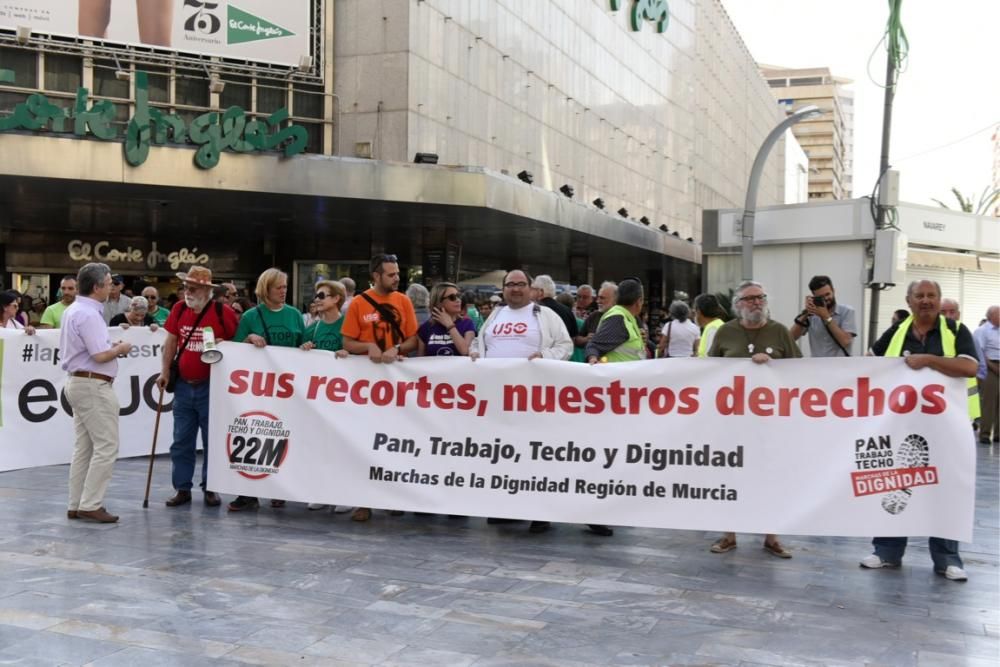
[851, 433, 939, 512]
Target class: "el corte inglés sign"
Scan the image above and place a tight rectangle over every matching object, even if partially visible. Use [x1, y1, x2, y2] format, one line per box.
[0, 71, 307, 169]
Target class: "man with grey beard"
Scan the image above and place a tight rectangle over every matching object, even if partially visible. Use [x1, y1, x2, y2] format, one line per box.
[706, 280, 800, 559]
[157, 266, 239, 508]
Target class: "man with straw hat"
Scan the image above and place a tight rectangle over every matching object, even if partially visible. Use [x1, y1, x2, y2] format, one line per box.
[157, 266, 239, 507]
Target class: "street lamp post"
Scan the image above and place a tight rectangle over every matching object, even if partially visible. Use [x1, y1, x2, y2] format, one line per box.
[741, 105, 823, 281]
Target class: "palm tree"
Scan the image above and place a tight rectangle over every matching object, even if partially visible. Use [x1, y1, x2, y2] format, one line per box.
[931, 186, 1000, 215]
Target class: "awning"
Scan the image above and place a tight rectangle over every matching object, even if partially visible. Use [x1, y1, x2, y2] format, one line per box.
[906, 248, 979, 271]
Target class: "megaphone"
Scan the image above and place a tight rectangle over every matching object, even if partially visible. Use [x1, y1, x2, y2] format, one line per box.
[201, 327, 223, 364]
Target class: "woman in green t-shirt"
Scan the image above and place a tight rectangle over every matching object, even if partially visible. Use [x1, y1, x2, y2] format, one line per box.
[301, 280, 349, 356]
[228, 268, 304, 512]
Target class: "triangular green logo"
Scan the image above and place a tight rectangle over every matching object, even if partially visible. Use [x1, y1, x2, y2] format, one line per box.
[227, 4, 295, 44]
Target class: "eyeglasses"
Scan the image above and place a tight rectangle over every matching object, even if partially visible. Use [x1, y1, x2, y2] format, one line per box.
[738, 294, 768, 303]
[442, 293, 461, 302]
[145, 295, 157, 300]
[504, 281, 529, 289]
[314, 292, 330, 301]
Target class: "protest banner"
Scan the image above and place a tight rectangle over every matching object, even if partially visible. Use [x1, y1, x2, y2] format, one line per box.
[0, 328, 173, 471]
[208, 342, 975, 540]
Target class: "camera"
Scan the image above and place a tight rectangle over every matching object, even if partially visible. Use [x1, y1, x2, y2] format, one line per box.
[812, 295, 826, 308]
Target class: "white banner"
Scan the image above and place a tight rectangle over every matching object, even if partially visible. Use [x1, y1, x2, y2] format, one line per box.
[0, 0, 311, 67]
[208, 343, 976, 541]
[0, 328, 173, 471]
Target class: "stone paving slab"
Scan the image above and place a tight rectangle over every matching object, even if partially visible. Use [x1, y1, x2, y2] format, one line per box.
[0, 445, 996, 666]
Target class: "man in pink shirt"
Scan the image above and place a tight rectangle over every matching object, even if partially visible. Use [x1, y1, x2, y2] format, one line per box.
[60, 263, 132, 523]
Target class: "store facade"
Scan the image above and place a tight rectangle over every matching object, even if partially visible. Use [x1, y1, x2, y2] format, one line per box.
[1, 0, 788, 311]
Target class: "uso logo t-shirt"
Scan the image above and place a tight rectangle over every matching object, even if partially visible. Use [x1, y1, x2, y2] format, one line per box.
[484, 305, 541, 358]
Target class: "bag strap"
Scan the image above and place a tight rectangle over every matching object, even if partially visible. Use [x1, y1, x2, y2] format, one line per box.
[254, 306, 273, 345]
[360, 292, 405, 347]
[174, 303, 210, 363]
[663, 321, 673, 357]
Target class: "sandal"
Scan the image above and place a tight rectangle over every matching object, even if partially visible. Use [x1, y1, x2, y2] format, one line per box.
[270, 499, 286, 508]
[710, 536, 737, 553]
[763, 540, 792, 559]
[351, 507, 371, 522]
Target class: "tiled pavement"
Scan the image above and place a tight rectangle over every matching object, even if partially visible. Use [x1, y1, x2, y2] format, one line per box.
[0, 444, 996, 666]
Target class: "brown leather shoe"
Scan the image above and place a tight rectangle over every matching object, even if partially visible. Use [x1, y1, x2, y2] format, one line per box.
[67, 510, 78, 519]
[203, 491, 221, 507]
[165, 490, 192, 507]
[76, 508, 119, 523]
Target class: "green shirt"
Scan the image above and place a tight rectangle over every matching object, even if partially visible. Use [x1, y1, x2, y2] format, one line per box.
[707, 319, 802, 359]
[40, 301, 70, 328]
[304, 317, 344, 352]
[149, 305, 169, 325]
[234, 304, 304, 348]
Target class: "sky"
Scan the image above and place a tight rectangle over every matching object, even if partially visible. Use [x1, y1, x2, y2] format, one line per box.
[722, 0, 1000, 211]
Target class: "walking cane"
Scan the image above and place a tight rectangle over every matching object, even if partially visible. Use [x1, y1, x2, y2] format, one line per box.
[142, 386, 166, 509]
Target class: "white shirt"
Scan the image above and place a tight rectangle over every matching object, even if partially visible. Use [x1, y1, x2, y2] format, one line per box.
[482, 304, 541, 358]
[2, 318, 23, 329]
[661, 319, 700, 358]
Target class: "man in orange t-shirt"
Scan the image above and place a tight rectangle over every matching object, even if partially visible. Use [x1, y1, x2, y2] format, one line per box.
[342, 253, 418, 362]
[341, 253, 419, 523]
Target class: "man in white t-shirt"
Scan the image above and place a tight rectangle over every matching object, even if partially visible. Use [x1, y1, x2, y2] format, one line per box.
[473, 270, 611, 537]
[472, 270, 572, 361]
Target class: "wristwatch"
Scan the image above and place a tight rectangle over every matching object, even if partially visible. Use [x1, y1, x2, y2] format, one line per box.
[824, 316, 833, 324]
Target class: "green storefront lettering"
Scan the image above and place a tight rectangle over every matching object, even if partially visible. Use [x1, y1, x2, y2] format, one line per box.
[0, 70, 307, 169]
[610, 0, 670, 33]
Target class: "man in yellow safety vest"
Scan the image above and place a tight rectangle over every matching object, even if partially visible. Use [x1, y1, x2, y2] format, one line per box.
[861, 280, 979, 582]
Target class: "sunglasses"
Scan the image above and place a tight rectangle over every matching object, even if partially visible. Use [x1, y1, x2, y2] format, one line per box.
[314, 292, 331, 300]
[442, 293, 461, 302]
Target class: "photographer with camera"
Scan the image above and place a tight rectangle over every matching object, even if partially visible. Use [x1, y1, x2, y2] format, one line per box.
[789, 275, 857, 357]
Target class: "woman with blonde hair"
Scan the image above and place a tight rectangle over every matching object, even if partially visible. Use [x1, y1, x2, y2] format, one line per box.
[417, 282, 476, 356]
[228, 268, 304, 512]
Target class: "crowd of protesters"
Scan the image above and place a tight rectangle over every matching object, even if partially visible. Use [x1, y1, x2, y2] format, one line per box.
[3, 255, 996, 584]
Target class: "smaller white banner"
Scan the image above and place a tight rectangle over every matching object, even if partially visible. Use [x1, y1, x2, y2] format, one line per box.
[0, 328, 173, 471]
[207, 343, 976, 541]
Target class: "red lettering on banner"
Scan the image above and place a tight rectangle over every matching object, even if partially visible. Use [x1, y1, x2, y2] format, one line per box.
[889, 385, 918, 413]
[800, 388, 826, 417]
[226, 371, 294, 398]
[228, 369, 250, 394]
[921, 384, 945, 414]
[678, 387, 699, 414]
[851, 466, 939, 496]
[830, 388, 853, 417]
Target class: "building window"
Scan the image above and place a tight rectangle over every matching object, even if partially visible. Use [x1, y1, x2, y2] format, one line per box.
[292, 83, 323, 119]
[93, 59, 130, 100]
[143, 65, 170, 104]
[0, 47, 38, 88]
[221, 75, 251, 109]
[297, 122, 323, 154]
[789, 76, 823, 86]
[44, 54, 81, 93]
[257, 78, 287, 115]
[0, 91, 27, 116]
[767, 79, 786, 88]
[175, 71, 209, 108]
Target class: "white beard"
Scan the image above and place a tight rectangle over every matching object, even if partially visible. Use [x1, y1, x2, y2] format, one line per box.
[736, 305, 769, 326]
[185, 293, 210, 311]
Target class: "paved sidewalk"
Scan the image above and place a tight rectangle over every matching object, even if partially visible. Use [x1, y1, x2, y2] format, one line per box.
[0, 445, 996, 666]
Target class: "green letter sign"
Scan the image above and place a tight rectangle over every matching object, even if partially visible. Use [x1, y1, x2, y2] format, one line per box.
[1, 70, 308, 169]
[610, 0, 670, 33]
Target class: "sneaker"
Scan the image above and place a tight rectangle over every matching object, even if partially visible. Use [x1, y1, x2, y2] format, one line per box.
[227, 496, 259, 512]
[307, 503, 328, 511]
[859, 554, 899, 569]
[936, 566, 968, 581]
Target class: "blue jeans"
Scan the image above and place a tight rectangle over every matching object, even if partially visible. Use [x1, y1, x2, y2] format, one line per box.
[872, 536, 963, 570]
[169, 380, 210, 491]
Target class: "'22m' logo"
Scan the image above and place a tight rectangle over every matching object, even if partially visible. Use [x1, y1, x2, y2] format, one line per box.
[184, 0, 222, 35]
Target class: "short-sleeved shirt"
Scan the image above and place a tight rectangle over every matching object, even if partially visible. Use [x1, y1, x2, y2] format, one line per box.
[165, 301, 240, 382]
[304, 317, 345, 352]
[871, 317, 977, 360]
[149, 305, 170, 325]
[418, 317, 476, 356]
[59, 295, 117, 376]
[482, 304, 542, 358]
[103, 294, 132, 324]
[805, 302, 857, 357]
[40, 301, 69, 328]
[341, 289, 418, 351]
[661, 319, 701, 358]
[234, 304, 305, 348]
[109, 313, 155, 327]
[708, 319, 802, 359]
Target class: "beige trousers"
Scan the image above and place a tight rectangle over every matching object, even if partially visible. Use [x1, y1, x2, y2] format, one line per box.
[65, 376, 120, 512]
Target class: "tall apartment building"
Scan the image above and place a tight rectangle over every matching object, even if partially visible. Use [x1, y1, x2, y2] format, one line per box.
[760, 65, 854, 200]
